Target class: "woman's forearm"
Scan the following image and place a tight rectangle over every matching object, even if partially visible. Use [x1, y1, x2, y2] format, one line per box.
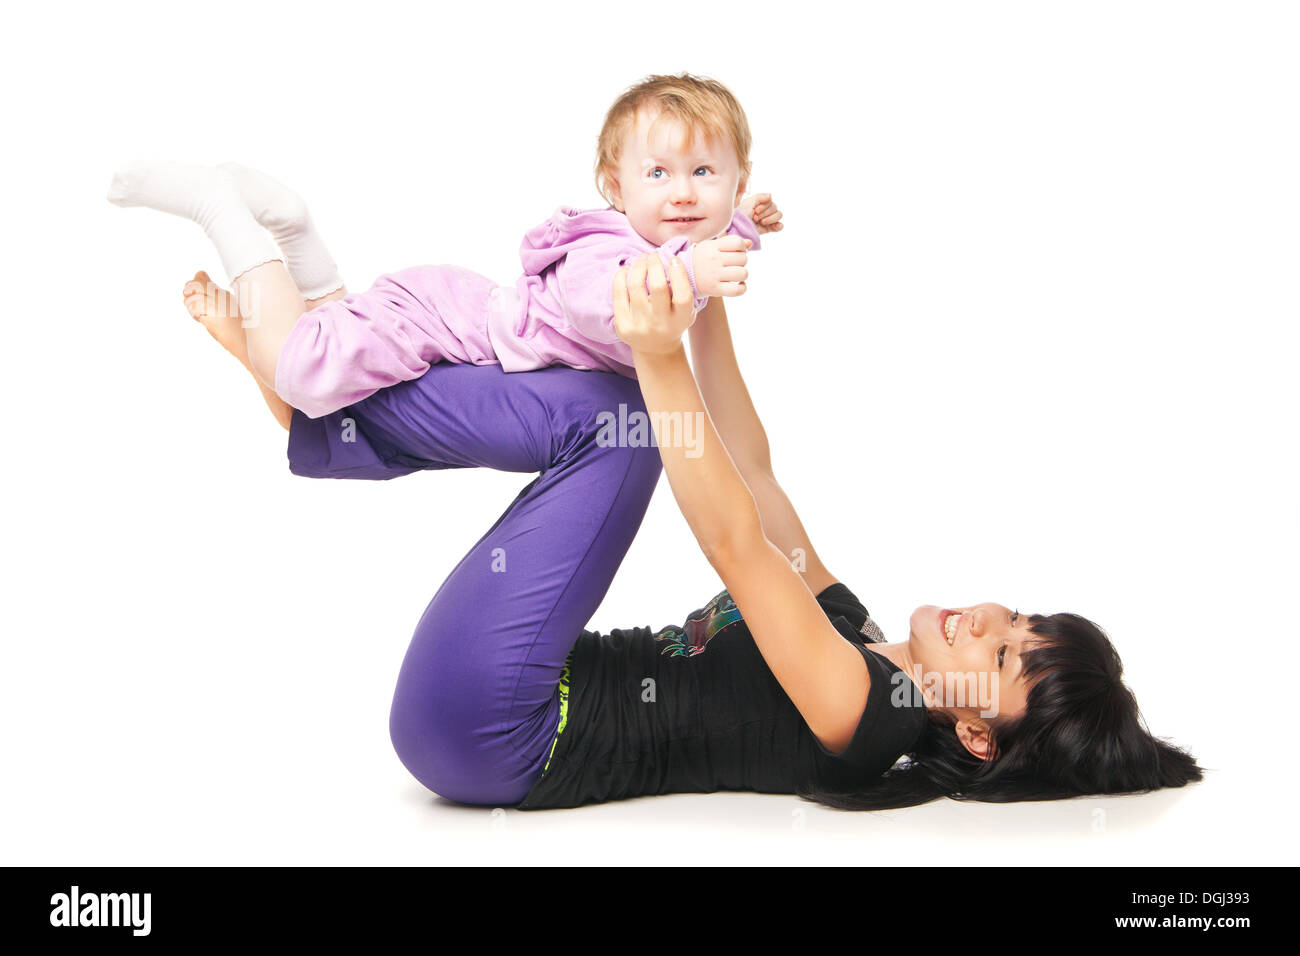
[684, 298, 837, 591]
[687, 298, 772, 475]
[631, 345, 763, 559]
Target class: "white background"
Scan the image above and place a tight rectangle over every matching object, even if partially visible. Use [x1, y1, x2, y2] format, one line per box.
[1, 0, 1295, 865]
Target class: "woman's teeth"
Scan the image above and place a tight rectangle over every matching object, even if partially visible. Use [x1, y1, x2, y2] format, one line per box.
[944, 613, 960, 645]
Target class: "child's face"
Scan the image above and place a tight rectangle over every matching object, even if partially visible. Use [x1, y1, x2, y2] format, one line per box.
[608, 108, 745, 247]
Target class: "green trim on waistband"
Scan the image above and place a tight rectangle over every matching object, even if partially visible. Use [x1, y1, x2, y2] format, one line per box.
[540, 659, 572, 776]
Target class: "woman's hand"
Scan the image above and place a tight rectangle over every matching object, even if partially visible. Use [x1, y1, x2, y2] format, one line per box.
[612, 254, 697, 356]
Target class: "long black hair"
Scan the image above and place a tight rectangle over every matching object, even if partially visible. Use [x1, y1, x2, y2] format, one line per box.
[799, 612, 1205, 810]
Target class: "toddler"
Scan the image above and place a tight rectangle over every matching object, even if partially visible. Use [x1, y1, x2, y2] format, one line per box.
[107, 73, 783, 419]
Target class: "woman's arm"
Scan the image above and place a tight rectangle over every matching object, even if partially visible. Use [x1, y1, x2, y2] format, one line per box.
[687, 297, 838, 595]
[614, 256, 869, 754]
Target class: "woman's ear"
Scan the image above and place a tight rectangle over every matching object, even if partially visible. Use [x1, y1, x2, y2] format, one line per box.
[954, 718, 1000, 761]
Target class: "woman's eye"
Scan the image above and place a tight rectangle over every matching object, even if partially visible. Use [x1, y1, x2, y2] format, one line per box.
[998, 645, 1007, 669]
[1011, 608, 1019, 626]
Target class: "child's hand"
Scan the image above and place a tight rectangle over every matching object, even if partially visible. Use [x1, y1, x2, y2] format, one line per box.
[739, 193, 784, 233]
[693, 235, 750, 297]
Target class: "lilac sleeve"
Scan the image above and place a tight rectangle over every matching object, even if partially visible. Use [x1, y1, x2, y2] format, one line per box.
[555, 237, 708, 345]
[726, 209, 763, 249]
[665, 210, 761, 308]
[554, 211, 761, 346]
[657, 237, 711, 314]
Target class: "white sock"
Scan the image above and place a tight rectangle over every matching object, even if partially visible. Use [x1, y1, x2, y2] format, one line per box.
[107, 160, 282, 285]
[218, 162, 344, 300]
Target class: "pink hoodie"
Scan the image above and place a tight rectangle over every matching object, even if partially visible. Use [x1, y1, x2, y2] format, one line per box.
[274, 207, 762, 419]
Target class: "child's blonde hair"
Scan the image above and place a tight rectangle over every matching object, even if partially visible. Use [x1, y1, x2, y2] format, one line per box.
[595, 73, 753, 207]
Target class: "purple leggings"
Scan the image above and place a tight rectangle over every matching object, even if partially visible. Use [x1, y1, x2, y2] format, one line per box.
[286, 362, 662, 804]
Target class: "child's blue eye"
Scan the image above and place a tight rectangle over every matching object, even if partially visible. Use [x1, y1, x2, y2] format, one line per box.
[649, 168, 665, 179]
[694, 167, 711, 176]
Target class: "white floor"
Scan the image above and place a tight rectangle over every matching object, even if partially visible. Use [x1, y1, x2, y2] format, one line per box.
[0, 460, 1274, 867]
[0, 719, 1249, 866]
[3, 1, 1296, 867]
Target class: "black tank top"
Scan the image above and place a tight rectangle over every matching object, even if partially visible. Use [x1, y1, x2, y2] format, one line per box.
[516, 582, 928, 810]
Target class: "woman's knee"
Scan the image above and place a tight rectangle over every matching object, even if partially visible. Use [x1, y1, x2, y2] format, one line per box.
[388, 695, 535, 806]
[388, 693, 466, 800]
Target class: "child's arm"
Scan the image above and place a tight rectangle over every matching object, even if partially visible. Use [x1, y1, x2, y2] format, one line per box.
[552, 200, 774, 356]
[556, 234, 750, 347]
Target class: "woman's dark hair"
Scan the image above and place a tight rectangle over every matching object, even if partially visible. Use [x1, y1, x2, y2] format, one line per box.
[799, 612, 1205, 810]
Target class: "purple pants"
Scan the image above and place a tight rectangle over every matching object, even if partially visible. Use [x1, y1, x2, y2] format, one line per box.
[287, 362, 662, 804]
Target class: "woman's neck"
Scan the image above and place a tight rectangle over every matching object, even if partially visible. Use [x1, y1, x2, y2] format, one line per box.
[863, 641, 926, 697]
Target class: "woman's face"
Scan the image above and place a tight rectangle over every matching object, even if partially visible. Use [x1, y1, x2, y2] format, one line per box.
[906, 603, 1039, 731]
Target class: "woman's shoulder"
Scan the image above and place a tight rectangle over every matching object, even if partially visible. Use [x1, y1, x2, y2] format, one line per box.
[805, 583, 925, 784]
[809, 631, 928, 786]
[813, 580, 887, 641]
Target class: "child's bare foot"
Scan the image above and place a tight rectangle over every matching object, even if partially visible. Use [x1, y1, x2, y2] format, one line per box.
[183, 270, 252, 369]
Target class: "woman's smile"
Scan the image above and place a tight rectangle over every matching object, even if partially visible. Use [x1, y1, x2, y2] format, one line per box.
[939, 608, 962, 646]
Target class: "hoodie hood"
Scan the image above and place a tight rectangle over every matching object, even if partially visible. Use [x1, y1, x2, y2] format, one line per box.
[519, 207, 652, 277]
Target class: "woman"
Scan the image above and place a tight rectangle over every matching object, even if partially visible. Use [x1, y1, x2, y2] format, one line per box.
[176, 245, 1202, 811]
